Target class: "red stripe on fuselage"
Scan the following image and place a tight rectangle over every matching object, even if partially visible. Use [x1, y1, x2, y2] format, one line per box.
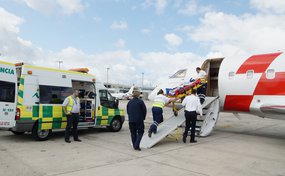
[224, 95, 254, 112]
[224, 52, 283, 112]
[254, 72, 285, 95]
[236, 52, 282, 74]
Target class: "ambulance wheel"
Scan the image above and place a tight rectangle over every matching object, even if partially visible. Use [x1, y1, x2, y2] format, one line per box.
[32, 124, 52, 141]
[108, 117, 122, 132]
[11, 131, 25, 135]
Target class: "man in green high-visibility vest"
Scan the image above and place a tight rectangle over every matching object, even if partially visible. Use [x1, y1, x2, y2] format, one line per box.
[63, 90, 81, 143]
[148, 89, 177, 138]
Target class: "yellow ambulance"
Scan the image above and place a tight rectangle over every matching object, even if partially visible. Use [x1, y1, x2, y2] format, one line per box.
[0, 60, 125, 140]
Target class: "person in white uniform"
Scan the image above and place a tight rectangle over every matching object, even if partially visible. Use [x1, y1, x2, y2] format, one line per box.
[196, 67, 207, 104]
[182, 89, 203, 143]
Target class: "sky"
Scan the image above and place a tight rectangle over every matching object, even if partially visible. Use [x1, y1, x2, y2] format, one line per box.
[0, 0, 285, 87]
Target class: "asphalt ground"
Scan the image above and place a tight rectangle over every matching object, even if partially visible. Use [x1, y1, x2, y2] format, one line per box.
[0, 100, 284, 176]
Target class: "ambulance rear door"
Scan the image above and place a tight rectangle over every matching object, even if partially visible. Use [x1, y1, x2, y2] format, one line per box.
[0, 61, 17, 128]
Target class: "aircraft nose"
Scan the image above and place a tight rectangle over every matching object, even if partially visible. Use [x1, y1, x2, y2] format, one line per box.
[148, 87, 160, 100]
[148, 90, 156, 101]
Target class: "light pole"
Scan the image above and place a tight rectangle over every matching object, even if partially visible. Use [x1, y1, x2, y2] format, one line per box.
[141, 72, 144, 89]
[106, 67, 110, 85]
[57, 61, 63, 69]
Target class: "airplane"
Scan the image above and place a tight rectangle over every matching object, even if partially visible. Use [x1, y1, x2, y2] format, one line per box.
[111, 86, 134, 100]
[149, 51, 285, 121]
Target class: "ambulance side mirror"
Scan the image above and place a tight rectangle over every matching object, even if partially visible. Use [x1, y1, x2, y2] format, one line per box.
[115, 98, 119, 107]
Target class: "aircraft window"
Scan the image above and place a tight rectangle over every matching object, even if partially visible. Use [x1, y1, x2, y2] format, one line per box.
[266, 69, 275, 79]
[228, 72, 235, 79]
[246, 70, 254, 79]
[170, 69, 187, 78]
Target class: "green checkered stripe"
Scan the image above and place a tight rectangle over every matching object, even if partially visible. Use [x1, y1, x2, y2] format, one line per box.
[38, 105, 67, 130]
[17, 76, 25, 106]
[19, 105, 39, 121]
[17, 75, 40, 121]
[96, 106, 124, 126]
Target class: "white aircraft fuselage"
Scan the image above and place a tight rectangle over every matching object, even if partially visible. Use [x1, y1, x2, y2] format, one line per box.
[149, 52, 285, 121]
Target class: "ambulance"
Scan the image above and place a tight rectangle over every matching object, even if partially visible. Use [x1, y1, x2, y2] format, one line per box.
[0, 60, 125, 141]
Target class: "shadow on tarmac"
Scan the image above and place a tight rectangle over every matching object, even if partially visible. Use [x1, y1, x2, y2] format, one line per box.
[0, 127, 118, 142]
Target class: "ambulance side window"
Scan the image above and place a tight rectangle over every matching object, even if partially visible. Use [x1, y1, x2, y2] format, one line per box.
[0, 81, 15, 103]
[99, 90, 116, 108]
[40, 85, 72, 104]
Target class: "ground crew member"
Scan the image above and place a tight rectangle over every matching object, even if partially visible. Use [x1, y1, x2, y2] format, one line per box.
[63, 90, 81, 143]
[127, 87, 147, 151]
[148, 89, 176, 138]
[182, 89, 203, 143]
[196, 67, 207, 104]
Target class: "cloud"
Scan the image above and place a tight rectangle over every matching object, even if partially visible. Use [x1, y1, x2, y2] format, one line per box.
[138, 52, 203, 85]
[178, 0, 212, 16]
[0, 7, 24, 33]
[50, 48, 204, 86]
[156, 0, 167, 14]
[143, 0, 168, 15]
[250, 0, 285, 14]
[187, 11, 285, 56]
[53, 48, 141, 85]
[113, 39, 126, 48]
[51, 50, 203, 86]
[4, 1, 285, 88]
[22, 0, 85, 15]
[0, 7, 204, 87]
[0, 7, 44, 63]
[56, 0, 85, 15]
[164, 33, 183, 47]
[110, 20, 128, 30]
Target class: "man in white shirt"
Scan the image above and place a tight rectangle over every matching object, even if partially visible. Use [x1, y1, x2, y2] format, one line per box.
[181, 89, 203, 143]
[196, 67, 207, 104]
[62, 90, 81, 143]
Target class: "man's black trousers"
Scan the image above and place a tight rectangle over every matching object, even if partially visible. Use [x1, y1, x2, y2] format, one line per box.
[65, 113, 79, 140]
[183, 111, 197, 142]
[129, 122, 144, 149]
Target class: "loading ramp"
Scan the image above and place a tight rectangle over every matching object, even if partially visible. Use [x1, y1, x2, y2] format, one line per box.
[140, 96, 219, 149]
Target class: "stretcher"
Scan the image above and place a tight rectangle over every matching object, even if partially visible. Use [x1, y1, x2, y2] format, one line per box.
[166, 79, 203, 116]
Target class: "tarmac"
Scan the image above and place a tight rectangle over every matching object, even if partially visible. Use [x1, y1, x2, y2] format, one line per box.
[0, 100, 285, 176]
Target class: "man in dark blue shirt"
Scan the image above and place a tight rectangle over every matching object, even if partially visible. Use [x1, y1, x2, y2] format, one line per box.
[127, 87, 147, 151]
